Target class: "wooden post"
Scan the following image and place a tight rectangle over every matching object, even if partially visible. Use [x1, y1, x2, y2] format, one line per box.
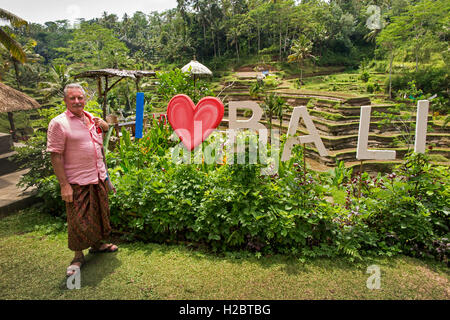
[96, 77, 102, 99]
[135, 77, 141, 92]
[303, 143, 306, 179]
[358, 160, 363, 200]
[193, 74, 196, 103]
[7, 112, 17, 142]
[115, 123, 120, 140]
[143, 117, 148, 131]
[103, 76, 108, 120]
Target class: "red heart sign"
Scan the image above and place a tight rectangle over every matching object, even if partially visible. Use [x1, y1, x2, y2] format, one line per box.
[167, 94, 224, 151]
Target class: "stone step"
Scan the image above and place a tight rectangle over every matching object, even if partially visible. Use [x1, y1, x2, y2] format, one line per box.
[345, 160, 450, 175]
[220, 93, 345, 107]
[305, 145, 450, 165]
[0, 132, 13, 155]
[217, 118, 449, 161]
[0, 141, 27, 177]
[309, 117, 447, 136]
[267, 90, 345, 101]
[304, 159, 405, 175]
[0, 169, 38, 218]
[0, 151, 20, 176]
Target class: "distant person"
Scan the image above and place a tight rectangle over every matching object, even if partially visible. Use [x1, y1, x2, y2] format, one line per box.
[47, 83, 118, 277]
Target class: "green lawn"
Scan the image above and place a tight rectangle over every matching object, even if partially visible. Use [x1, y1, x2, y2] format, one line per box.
[0, 207, 448, 300]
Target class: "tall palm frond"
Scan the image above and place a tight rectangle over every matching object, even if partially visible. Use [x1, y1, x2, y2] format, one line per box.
[288, 35, 314, 65]
[364, 29, 381, 43]
[0, 8, 28, 63]
[39, 64, 74, 99]
[0, 9, 27, 28]
[0, 28, 26, 63]
[275, 95, 287, 130]
[0, 38, 41, 86]
[288, 35, 315, 82]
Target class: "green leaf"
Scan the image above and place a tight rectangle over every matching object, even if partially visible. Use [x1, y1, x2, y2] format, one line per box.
[208, 234, 221, 241]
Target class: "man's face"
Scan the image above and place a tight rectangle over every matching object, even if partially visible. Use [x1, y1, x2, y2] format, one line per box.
[64, 88, 86, 117]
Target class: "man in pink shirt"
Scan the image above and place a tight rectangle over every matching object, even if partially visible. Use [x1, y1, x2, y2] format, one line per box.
[47, 83, 118, 277]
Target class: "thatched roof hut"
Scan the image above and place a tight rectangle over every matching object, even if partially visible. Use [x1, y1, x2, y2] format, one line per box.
[0, 82, 41, 141]
[0, 82, 40, 113]
[74, 69, 156, 80]
[74, 68, 156, 119]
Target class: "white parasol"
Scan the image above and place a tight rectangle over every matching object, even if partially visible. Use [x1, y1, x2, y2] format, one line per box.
[181, 57, 212, 101]
[181, 60, 213, 76]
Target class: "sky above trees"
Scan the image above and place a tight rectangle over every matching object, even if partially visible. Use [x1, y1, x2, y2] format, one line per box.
[1, 0, 178, 24]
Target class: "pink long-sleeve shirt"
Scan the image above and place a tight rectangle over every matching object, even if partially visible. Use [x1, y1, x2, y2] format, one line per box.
[47, 109, 107, 185]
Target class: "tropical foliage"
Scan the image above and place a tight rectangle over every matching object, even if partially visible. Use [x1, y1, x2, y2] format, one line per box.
[0, 0, 447, 109]
[0, 8, 27, 64]
[4, 0, 450, 264]
[14, 115, 450, 263]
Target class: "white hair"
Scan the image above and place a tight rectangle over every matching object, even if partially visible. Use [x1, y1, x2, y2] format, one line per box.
[63, 83, 86, 97]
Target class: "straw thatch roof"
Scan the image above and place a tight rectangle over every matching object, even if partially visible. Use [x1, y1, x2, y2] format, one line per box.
[181, 60, 213, 75]
[0, 82, 40, 113]
[74, 68, 156, 80]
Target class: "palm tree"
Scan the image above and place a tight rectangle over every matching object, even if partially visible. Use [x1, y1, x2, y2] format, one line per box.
[39, 64, 74, 99]
[275, 95, 286, 131]
[364, 28, 381, 43]
[262, 93, 286, 141]
[0, 9, 28, 64]
[0, 39, 41, 88]
[287, 35, 315, 84]
[0, 9, 30, 142]
[262, 93, 277, 133]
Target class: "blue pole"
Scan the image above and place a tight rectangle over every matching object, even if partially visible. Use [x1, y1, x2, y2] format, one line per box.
[135, 92, 144, 139]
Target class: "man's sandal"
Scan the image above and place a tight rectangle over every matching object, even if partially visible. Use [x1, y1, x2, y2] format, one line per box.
[89, 243, 118, 254]
[66, 256, 85, 277]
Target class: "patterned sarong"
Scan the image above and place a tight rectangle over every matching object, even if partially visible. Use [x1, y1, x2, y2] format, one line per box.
[66, 178, 112, 251]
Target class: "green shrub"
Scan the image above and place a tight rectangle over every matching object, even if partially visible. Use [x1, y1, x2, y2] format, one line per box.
[387, 67, 449, 101]
[360, 71, 370, 83]
[21, 103, 449, 264]
[106, 133, 449, 262]
[359, 152, 449, 260]
[430, 96, 450, 115]
[317, 49, 359, 68]
[374, 82, 381, 92]
[249, 81, 265, 98]
[367, 82, 381, 93]
[263, 75, 280, 88]
[156, 68, 214, 104]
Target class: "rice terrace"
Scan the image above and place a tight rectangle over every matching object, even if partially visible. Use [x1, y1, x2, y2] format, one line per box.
[0, 0, 448, 303]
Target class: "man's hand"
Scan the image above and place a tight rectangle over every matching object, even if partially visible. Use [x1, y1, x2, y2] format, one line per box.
[61, 183, 74, 203]
[93, 117, 109, 131]
[50, 152, 73, 202]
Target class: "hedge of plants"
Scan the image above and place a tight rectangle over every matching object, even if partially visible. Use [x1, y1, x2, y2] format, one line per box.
[16, 108, 449, 263]
[105, 121, 449, 263]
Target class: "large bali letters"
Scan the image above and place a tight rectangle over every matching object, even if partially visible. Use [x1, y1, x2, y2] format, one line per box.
[228, 101, 267, 131]
[356, 106, 396, 160]
[414, 100, 429, 153]
[281, 106, 328, 161]
[228, 101, 269, 164]
[174, 99, 430, 163]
